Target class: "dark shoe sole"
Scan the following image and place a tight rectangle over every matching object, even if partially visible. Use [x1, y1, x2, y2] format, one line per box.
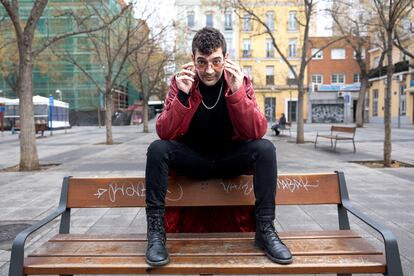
[145, 256, 170, 266]
[255, 240, 293, 265]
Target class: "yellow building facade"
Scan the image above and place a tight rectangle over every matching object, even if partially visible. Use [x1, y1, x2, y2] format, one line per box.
[237, 0, 307, 123]
[368, 33, 414, 126]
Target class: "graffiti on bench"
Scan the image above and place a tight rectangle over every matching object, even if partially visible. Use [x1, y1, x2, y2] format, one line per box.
[92, 177, 320, 203]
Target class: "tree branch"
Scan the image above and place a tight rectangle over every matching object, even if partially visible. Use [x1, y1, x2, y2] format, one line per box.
[32, 2, 131, 57]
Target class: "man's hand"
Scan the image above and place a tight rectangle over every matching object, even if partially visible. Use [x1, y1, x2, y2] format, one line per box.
[224, 59, 244, 93]
[176, 62, 196, 94]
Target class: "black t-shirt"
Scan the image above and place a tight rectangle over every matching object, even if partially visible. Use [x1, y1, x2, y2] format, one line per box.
[180, 75, 234, 153]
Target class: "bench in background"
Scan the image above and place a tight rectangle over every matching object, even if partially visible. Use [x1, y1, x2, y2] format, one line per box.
[9, 172, 402, 275]
[315, 126, 356, 152]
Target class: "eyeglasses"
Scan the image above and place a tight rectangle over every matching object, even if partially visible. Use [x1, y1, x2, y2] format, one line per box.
[195, 59, 224, 71]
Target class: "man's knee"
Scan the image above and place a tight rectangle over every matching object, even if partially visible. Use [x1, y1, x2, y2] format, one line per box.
[255, 139, 276, 153]
[147, 140, 171, 160]
[252, 139, 276, 162]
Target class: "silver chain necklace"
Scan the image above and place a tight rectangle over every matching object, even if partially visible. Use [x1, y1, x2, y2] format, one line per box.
[201, 81, 223, 110]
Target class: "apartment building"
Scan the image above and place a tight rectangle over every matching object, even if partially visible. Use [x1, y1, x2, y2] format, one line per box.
[175, 0, 239, 61]
[237, 0, 306, 123]
[0, 0, 140, 125]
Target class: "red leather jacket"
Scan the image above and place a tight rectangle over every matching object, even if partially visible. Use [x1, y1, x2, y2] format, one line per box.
[156, 71, 268, 141]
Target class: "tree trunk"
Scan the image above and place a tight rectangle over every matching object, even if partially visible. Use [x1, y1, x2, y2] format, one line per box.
[384, 31, 393, 167]
[19, 52, 40, 171]
[355, 77, 368, 128]
[296, 83, 305, 144]
[105, 91, 113, 145]
[143, 102, 149, 133]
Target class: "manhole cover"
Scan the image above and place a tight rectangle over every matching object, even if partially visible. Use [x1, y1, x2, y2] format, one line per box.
[0, 224, 31, 250]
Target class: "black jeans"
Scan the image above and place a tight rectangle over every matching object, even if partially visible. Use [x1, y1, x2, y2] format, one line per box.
[145, 139, 277, 220]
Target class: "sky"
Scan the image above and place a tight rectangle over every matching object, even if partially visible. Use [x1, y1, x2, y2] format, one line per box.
[133, 0, 176, 49]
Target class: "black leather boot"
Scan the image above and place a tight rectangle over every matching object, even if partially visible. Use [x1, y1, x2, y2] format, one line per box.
[255, 220, 293, 264]
[146, 212, 169, 266]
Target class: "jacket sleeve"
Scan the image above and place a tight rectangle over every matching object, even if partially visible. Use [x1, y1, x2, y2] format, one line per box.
[156, 78, 193, 140]
[225, 76, 268, 140]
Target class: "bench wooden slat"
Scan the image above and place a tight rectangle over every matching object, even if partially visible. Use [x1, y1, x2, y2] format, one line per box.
[29, 237, 382, 257]
[67, 173, 341, 208]
[49, 230, 361, 242]
[24, 254, 386, 275]
[331, 126, 356, 133]
[317, 135, 353, 140]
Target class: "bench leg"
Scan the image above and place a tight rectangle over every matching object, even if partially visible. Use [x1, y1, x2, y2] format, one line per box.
[314, 136, 318, 148]
[352, 139, 356, 153]
[334, 139, 338, 152]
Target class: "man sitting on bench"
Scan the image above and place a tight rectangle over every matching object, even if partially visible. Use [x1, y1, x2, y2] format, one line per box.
[271, 113, 287, 136]
[144, 27, 292, 267]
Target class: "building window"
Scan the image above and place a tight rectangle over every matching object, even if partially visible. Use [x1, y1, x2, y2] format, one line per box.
[353, 73, 360, 83]
[373, 89, 379, 116]
[264, 97, 276, 122]
[353, 48, 366, 59]
[187, 12, 195, 28]
[242, 13, 252, 31]
[206, 13, 213, 27]
[266, 66, 274, 85]
[225, 11, 232, 30]
[242, 66, 253, 81]
[311, 48, 323, 59]
[312, 74, 323, 84]
[331, 74, 345, 84]
[288, 11, 298, 31]
[400, 85, 406, 115]
[331, 48, 346, 59]
[373, 57, 380, 68]
[266, 11, 275, 31]
[288, 39, 297, 58]
[242, 39, 251, 57]
[266, 39, 274, 58]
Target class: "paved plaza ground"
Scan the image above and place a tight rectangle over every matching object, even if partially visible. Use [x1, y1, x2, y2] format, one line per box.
[0, 120, 413, 276]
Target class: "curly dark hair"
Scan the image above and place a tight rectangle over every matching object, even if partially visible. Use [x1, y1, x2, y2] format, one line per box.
[192, 27, 227, 56]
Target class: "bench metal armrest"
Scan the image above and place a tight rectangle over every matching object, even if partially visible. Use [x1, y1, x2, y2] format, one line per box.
[340, 202, 403, 275]
[9, 208, 66, 276]
[9, 178, 69, 276]
[337, 172, 403, 275]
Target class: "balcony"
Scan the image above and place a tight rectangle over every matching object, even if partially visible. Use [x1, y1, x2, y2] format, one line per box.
[266, 51, 275, 58]
[266, 76, 274, 86]
[286, 78, 298, 86]
[242, 50, 252, 58]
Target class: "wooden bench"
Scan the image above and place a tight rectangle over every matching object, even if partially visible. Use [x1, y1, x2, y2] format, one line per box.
[280, 122, 292, 136]
[271, 122, 292, 136]
[9, 172, 402, 275]
[35, 123, 47, 136]
[315, 126, 356, 152]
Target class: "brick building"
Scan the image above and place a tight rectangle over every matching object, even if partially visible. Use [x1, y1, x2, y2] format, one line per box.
[307, 37, 368, 123]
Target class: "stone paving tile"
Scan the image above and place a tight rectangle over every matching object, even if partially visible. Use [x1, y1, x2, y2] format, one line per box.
[0, 251, 9, 262]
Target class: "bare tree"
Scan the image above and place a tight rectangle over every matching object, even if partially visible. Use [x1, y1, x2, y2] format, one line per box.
[233, 0, 345, 143]
[0, 20, 61, 96]
[129, 37, 172, 133]
[0, 0, 130, 170]
[329, 0, 374, 128]
[54, 3, 164, 144]
[371, 0, 413, 167]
